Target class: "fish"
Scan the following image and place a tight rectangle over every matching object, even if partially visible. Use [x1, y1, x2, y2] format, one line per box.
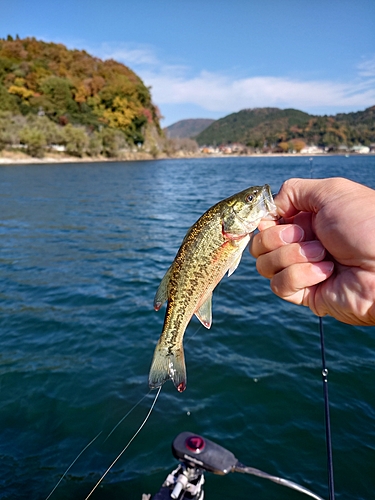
[148, 184, 278, 392]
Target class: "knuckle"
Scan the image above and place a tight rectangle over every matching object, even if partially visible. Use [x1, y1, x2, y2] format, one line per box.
[270, 277, 282, 296]
[249, 234, 260, 257]
[255, 228, 276, 254]
[256, 255, 274, 279]
[279, 178, 295, 192]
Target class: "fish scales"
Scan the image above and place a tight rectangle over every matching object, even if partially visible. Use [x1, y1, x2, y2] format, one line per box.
[162, 217, 233, 344]
[160, 206, 235, 347]
[149, 184, 278, 392]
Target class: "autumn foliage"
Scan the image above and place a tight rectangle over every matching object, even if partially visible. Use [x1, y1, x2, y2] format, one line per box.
[196, 107, 375, 150]
[0, 36, 162, 150]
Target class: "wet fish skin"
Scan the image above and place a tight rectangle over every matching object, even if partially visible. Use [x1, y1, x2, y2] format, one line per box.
[149, 184, 277, 392]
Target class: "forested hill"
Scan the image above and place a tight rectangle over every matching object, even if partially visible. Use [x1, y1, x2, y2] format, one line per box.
[195, 106, 375, 148]
[0, 36, 161, 153]
[165, 118, 216, 138]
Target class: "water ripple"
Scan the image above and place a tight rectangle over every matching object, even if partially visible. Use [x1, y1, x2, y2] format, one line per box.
[0, 157, 374, 499]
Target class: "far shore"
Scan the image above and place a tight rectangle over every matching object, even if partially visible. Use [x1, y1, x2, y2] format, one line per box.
[0, 150, 374, 165]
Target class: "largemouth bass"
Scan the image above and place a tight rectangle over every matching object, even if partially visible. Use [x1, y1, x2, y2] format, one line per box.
[149, 184, 278, 392]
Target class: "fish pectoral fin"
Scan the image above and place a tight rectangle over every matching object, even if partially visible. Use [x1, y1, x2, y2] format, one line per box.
[149, 341, 187, 393]
[195, 294, 212, 329]
[227, 252, 243, 277]
[154, 265, 172, 311]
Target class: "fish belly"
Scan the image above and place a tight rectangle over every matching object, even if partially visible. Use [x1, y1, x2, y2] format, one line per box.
[149, 235, 249, 392]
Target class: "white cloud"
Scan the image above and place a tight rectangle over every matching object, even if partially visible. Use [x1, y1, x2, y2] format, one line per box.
[90, 43, 375, 118]
[357, 56, 375, 77]
[143, 71, 375, 114]
[97, 42, 160, 66]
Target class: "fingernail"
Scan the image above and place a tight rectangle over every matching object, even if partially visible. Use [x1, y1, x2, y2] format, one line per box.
[300, 241, 325, 259]
[280, 225, 304, 243]
[311, 261, 334, 278]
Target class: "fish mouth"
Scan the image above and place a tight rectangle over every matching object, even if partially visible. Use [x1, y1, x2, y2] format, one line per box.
[234, 185, 279, 233]
[260, 184, 279, 220]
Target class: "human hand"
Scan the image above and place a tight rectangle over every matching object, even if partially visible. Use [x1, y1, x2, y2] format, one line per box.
[250, 177, 375, 326]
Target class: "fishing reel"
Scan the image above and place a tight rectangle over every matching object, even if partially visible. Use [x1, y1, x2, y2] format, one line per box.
[149, 431, 236, 500]
[149, 461, 205, 500]
[145, 431, 325, 500]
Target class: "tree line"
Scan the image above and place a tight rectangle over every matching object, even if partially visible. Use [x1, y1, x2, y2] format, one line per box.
[195, 107, 375, 150]
[0, 110, 199, 158]
[0, 36, 164, 157]
[0, 111, 132, 158]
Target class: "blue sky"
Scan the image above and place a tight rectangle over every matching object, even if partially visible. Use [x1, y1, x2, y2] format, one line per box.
[1, 0, 375, 126]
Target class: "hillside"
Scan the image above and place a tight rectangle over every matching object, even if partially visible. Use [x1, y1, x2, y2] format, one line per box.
[0, 35, 162, 156]
[196, 108, 311, 146]
[195, 106, 375, 149]
[165, 118, 215, 138]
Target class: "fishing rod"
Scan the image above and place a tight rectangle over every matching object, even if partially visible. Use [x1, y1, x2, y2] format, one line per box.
[309, 156, 335, 500]
[146, 431, 326, 500]
[319, 317, 335, 500]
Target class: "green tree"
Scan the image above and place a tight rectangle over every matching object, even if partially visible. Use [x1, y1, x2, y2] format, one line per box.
[99, 127, 127, 157]
[0, 111, 24, 148]
[88, 131, 103, 156]
[62, 124, 88, 157]
[40, 76, 78, 121]
[0, 83, 19, 112]
[19, 126, 46, 157]
[25, 115, 64, 145]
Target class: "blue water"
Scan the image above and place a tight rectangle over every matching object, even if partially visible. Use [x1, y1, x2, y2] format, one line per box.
[0, 156, 374, 500]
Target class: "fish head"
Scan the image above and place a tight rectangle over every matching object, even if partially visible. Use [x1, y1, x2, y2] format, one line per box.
[223, 184, 279, 235]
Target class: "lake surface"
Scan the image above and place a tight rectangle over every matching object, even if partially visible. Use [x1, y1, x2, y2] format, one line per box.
[0, 156, 374, 500]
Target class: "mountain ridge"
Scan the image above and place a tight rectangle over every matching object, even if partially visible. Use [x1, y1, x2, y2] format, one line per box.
[194, 106, 375, 148]
[165, 118, 215, 138]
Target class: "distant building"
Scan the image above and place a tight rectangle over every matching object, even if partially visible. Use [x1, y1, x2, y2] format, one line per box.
[351, 145, 370, 154]
[200, 146, 220, 154]
[300, 145, 326, 154]
[220, 145, 233, 154]
[50, 144, 66, 152]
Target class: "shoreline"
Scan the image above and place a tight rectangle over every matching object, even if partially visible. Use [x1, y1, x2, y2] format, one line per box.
[1, 150, 374, 165]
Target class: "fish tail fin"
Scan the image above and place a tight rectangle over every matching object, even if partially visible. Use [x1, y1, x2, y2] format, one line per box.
[148, 341, 187, 393]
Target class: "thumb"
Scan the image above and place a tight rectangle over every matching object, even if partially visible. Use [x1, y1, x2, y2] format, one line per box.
[275, 178, 336, 218]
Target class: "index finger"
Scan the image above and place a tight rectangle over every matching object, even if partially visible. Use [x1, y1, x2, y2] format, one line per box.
[258, 219, 278, 231]
[250, 223, 304, 258]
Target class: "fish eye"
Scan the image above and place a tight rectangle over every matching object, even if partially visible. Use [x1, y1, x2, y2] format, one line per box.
[246, 190, 258, 202]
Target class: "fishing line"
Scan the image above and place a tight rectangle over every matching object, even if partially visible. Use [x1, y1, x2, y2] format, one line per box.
[105, 389, 153, 441]
[45, 432, 102, 500]
[185, 322, 204, 346]
[46, 389, 158, 498]
[310, 156, 335, 499]
[84, 386, 162, 500]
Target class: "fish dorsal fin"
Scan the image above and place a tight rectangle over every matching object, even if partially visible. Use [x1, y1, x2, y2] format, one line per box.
[154, 266, 172, 311]
[227, 253, 243, 277]
[195, 294, 212, 329]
